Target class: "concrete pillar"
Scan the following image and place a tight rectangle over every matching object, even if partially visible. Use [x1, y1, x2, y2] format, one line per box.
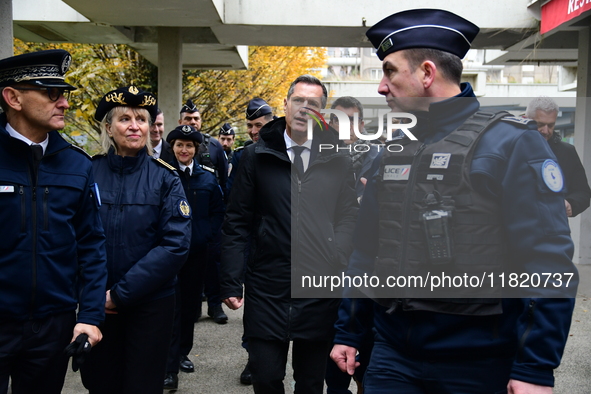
[157, 27, 182, 138]
[0, 0, 14, 59]
[574, 26, 591, 265]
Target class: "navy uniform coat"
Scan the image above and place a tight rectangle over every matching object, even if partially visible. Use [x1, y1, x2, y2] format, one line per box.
[0, 114, 107, 325]
[92, 149, 191, 308]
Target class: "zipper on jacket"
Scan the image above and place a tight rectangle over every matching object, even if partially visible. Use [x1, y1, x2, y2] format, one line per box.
[19, 186, 26, 232]
[30, 184, 37, 318]
[398, 143, 426, 277]
[43, 187, 49, 231]
[517, 300, 537, 363]
[27, 144, 69, 317]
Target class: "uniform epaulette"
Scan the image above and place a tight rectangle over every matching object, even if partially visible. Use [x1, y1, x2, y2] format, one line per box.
[154, 158, 177, 172]
[200, 164, 215, 174]
[501, 117, 536, 128]
[234, 145, 245, 152]
[70, 144, 92, 159]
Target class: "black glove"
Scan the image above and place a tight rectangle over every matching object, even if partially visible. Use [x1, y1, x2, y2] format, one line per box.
[64, 333, 92, 372]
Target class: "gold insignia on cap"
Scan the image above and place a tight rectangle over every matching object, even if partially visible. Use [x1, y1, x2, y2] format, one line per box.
[129, 86, 139, 95]
[179, 200, 191, 218]
[139, 95, 156, 107]
[105, 92, 127, 105]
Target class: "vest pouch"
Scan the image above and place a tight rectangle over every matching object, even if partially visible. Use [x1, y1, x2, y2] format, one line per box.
[419, 193, 455, 265]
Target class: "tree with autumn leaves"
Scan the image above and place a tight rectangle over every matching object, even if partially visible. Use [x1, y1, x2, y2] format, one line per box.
[13, 39, 326, 154]
[184, 46, 326, 139]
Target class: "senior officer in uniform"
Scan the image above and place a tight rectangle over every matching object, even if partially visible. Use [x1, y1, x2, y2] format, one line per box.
[525, 96, 591, 218]
[80, 86, 191, 394]
[0, 50, 107, 394]
[330, 9, 578, 394]
[221, 74, 358, 394]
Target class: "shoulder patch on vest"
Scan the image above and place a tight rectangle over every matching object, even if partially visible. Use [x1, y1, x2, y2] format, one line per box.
[501, 117, 535, 128]
[154, 158, 177, 172]
[70, 145, 91, 159]
[200, 164, 215, 174]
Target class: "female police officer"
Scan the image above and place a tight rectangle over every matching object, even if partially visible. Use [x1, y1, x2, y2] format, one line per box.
[163, 125, 224, 389]
[79, 86, 191, 394]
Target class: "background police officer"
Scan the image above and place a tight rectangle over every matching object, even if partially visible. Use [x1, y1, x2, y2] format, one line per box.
[179, 100, 228, 193]
[331, 9, 577, 394]
[179, 100, 229, 330]
[227, 98, 274, 194]
[0, 49, 107, 394]
[218, 122, 236, 173]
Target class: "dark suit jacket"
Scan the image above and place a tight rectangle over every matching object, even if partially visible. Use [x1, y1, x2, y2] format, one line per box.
[158, 140, 174, 163]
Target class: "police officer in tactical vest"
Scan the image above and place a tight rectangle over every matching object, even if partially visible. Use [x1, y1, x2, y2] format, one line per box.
[331, 9, 578, 394]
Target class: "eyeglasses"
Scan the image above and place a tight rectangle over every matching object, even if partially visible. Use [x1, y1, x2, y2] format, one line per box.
[13, 87, 70, 102]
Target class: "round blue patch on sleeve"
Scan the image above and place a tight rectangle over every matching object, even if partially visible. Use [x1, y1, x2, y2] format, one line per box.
[542, 159, 563, 192]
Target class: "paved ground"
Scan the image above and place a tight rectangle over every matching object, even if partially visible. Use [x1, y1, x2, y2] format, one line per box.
[59, 265, 591, 393]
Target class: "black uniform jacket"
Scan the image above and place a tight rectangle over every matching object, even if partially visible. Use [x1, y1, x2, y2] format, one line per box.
[220, 117, 358, 341]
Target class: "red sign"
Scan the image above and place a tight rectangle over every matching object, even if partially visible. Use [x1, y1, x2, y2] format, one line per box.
[541, 0, 591, 34]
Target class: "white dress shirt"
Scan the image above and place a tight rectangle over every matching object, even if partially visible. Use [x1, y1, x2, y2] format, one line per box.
[6, 123, 49, 154]
[179, 160, 194, 176]
[283, 130, 312, 172]
[152, 139, 163, 159]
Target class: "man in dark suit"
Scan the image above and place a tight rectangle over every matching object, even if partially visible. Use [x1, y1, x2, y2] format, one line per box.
[150, 108, 173, 162]
[221, 75, 358, 394]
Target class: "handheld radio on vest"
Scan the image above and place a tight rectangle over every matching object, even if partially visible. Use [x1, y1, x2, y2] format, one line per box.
[419, 191, 454, 264]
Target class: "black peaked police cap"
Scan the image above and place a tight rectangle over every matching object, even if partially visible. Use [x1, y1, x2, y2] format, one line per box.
[246, 98, 272, 120]
[219, 123, 235, 136]
[366, 9, 479, 60]
[166, 125, 203, 144]
[180, 99, 198, 114]
[0, 49, 76, 89]
[95, 86, 158, 122]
